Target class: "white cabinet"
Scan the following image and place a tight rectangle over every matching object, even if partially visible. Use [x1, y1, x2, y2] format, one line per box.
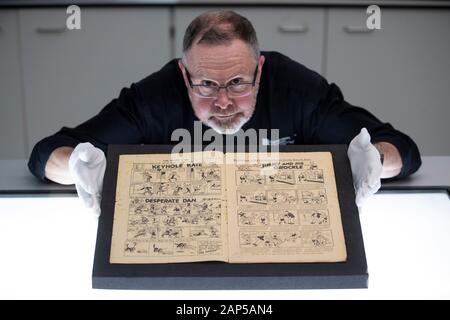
[0, 10, 27, 159]
[1, 6, 449, 159]
[174, 7, 326, 75]
[19, 8, 171, 153]
[326, 8, 450, 155]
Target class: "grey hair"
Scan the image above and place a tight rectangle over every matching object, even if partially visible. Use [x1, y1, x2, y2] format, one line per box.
[182, 10, 260, 63]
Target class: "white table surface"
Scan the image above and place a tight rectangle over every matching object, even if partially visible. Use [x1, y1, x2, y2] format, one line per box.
[0, 192, 449, 299]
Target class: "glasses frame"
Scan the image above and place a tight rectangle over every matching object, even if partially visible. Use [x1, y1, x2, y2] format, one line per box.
[182, 61, 259, 98]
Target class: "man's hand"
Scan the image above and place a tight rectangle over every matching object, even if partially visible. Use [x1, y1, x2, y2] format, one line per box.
[68, 143, 106, 216]
[347, 128, 383, 207]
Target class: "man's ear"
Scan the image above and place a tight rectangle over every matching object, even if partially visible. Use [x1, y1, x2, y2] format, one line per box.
[177, 59, 184, 73]
[178, 59, 189, 88]
[257, 55, 265, 83]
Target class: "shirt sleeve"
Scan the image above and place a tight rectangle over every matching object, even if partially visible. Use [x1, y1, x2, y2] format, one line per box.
[304, 77, 422, 179]
[28, 83, 147, 181]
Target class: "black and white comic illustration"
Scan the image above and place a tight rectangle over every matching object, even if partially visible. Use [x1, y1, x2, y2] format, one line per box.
[227, 152, 346, 262]
[110, 153, 227, 263]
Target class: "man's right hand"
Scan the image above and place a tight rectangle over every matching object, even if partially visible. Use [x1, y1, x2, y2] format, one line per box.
[68, 143, 106, 216]
[347, 128, 383, 207]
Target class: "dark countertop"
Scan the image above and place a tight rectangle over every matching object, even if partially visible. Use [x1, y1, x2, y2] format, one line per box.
[1, 0, 449, 8]
[380, 156, 450, 194]
[0, 160, 75, 195]
[0, 156, 449, 195]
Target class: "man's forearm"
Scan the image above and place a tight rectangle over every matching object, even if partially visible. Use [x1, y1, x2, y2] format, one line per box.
[374, 142, 403, 179]
[44, 147, 75, 185]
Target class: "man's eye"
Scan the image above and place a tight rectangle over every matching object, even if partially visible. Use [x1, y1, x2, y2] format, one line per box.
[229, 78, 242, 85]
[201, 80, 216, 87]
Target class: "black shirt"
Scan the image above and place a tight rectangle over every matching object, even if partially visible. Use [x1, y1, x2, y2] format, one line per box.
[28, 51, 421, 181]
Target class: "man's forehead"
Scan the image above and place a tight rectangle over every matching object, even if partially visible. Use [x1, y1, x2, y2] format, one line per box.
[185, 39, 255, 78]
[191, 64, 251, 80]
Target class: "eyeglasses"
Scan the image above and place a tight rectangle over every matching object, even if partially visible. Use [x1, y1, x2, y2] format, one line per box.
[182, 62, 259, 98]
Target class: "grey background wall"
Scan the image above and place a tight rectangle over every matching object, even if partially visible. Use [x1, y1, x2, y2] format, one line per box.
[1, 5, 449, 160]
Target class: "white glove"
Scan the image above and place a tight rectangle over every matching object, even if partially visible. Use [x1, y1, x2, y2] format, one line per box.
[347, 128, 383, 207]
[68, 142, 106, 217]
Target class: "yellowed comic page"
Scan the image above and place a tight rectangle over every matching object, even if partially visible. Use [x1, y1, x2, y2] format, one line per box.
[110, 151, 228, 263]
[225, 152, 347, 263]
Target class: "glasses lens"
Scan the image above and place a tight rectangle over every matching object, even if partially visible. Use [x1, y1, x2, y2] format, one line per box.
[196, 85, 217, 97]
[228, 84, 252, 96]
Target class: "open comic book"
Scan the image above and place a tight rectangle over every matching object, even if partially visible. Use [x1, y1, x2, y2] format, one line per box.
[110, 151, 347, 264]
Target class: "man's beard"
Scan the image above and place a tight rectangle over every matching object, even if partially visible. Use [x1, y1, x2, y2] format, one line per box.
[204, 108, 254, 135]
[192, 87, 259, 135]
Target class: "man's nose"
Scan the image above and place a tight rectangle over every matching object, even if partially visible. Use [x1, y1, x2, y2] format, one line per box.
[214, 88, 232, 109]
